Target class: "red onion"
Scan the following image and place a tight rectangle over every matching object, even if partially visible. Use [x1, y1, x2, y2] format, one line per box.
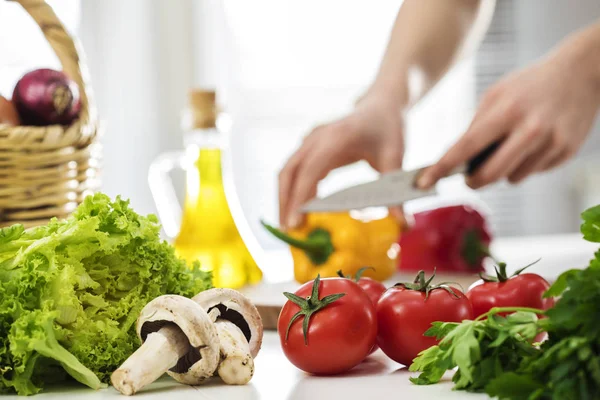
[12, 68, 81, 126]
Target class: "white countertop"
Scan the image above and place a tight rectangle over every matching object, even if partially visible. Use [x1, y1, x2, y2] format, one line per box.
[10, 332, 483, 400]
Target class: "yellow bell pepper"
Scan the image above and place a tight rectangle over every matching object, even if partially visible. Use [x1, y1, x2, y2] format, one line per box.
[262, 212, 401, 283]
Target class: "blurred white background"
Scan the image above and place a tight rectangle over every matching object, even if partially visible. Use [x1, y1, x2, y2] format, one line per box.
[1, 0, 599, 251]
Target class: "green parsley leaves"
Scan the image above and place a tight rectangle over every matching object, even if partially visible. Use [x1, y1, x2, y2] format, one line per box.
[409, 311, 541, 392]
[409, 204, 600, 399]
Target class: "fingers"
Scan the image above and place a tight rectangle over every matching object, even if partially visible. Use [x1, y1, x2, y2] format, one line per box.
[467, 118, 548, 189]
[417, 101, 516, 189]
[507, 135, 556, 183]
[278, 148, 307, 228]
[538, 133, 572, 171]
[507, 131, 571, 183]
[286, 148, 338, 229]
[376, 140, 404, 173]
[542, 148, 570, 170]
[286, 163, 320, 229]
[279, 123, 357, 229]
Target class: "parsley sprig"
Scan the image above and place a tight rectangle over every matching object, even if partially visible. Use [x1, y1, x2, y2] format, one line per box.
[409, 308, 543, 391]
[409, 204, 600, 399]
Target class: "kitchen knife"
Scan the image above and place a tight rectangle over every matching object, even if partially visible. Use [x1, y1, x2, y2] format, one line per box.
[301, 142, 500, 212]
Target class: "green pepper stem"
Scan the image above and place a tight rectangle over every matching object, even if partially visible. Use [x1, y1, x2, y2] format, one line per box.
[261, 220, 335, 265]
[261, 221, 327, 252]
[463, 230, 501, 268]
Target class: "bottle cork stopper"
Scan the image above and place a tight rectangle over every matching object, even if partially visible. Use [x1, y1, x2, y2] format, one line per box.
[188, 89, 218, 129]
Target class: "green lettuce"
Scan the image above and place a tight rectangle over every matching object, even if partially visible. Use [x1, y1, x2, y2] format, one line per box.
[0, 193, 212, 395]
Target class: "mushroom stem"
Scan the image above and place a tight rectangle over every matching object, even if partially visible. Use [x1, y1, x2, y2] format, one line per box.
[214, 319, 255, 385]
[111, 324, 189, 395]
[208, 307, 221, 322]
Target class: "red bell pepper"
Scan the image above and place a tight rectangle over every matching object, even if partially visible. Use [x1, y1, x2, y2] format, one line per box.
[398, 205, 492, 273]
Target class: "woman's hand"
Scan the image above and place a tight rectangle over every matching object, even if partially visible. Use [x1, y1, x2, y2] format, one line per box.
[418, 23, 600, 190]
[278, 93, 405, 229]
[276, 0, 492, 229]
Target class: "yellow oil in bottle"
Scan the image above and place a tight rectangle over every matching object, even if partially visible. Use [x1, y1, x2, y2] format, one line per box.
[172, 91, 262, 289]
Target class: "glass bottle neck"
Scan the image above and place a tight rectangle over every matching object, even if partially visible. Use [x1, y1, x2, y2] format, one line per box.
[183, 145, 224, 203]
[181, 109, 232, 149]
[183, 127, 227, 149]
[196, 148, 222, 181]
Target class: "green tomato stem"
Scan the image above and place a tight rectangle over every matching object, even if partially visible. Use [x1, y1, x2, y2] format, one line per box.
[282, 274, 345, 345]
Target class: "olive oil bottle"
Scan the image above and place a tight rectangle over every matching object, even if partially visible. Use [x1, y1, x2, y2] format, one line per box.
[149, 90, 262, 288]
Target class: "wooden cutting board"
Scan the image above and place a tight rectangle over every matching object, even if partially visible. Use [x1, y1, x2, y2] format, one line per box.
[241, 272, 481, 330]
[254, 304, 283, 331]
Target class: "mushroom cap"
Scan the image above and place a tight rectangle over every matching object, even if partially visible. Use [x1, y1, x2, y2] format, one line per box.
[135, 295, 220, 385]
[192, 288, 263, 358]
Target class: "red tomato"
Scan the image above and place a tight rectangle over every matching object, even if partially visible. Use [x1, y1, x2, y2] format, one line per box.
[356, 277, 386, 305]
[336, 268, 386, 305]
[278, 276, 377, 375]
[337, 268, 387, 356]
[467, 262, 554, 343]
[467, 273, 555, 317]
[355, 277, 386, 355]
[377, 282, 473, 366]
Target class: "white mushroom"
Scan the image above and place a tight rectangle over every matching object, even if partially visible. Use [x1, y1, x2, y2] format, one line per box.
[111, 295, 220, 395]
[192, 288, 263, 385]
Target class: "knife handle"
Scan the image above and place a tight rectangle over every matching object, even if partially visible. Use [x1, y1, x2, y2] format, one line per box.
[466, 141, 501, 176]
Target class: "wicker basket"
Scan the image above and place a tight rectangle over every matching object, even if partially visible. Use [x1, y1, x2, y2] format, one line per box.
[0, 0, 101, 228]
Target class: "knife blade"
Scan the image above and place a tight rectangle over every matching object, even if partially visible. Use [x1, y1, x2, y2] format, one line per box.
[301, 141, 500, 212]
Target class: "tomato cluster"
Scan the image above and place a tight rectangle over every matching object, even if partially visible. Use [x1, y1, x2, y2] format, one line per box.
[277, 263, 553, 375]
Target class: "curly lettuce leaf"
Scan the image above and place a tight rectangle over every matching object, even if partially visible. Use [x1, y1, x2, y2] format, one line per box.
[6, 310, 103, 395]
[0, 193, 212, 395]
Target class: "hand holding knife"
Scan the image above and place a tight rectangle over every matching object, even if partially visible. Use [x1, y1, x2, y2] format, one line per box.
[302, 142, 500, 213]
